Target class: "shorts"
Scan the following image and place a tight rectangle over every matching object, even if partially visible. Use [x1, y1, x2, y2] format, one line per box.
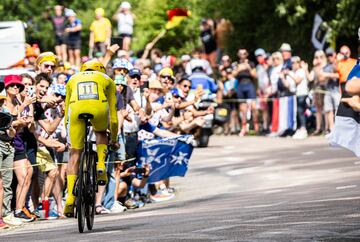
[324, 88, 341, 112]
[36, 146, 57, 173]
[55, 34, 65, 46]
[120, 33, 132, 38]
[67, 100, 109, 149]
[94, 42, 107, 56]
[314, 92, 324, 109]
[237, 82, 256, 101]
[14, 151, 27, 161]
[67, 39, 81, 50]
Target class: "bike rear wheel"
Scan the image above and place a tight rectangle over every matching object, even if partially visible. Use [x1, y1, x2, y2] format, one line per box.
[86, 151, 96, 230]
[77, 153, 86, 233]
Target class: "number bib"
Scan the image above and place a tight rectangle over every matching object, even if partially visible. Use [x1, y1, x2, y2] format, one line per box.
[77, 81, 99, 100]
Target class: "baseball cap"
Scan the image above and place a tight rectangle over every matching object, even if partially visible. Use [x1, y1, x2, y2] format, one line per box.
[95, 8, 105, 16]
[279, 43, 292, 52]
[170, 88, 184, 98]
[120, 1, 131, 9]
[291, 56, 301, 63]
[181, 55, 191, 62]
[129, 68, 141, 78]
[325, 47, 335, 55]
[254, 48, 266, 57]
[65, 9, 76, 17]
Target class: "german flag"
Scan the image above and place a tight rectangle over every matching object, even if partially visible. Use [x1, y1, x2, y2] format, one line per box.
[165, 8, 191, 30]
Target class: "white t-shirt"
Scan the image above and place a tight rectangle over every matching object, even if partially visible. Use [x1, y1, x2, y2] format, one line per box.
[270, 65, 282, 94]
[293, 68, 308, 96]
[117, 13, 133, 35]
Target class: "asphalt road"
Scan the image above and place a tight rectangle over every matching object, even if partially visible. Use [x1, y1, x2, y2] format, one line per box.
[1, 136, 360, 241]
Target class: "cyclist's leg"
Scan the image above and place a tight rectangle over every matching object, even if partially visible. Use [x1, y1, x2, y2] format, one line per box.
[91, 106, 109, 185]
[94, 132, 108, 185]
[64, 109, 85, 215]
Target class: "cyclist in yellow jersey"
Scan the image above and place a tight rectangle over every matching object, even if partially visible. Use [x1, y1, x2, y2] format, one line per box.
[63, 59, 118, 216]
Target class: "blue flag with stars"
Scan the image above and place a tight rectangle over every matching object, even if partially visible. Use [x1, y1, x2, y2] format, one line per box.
[137, 135, 194, 183]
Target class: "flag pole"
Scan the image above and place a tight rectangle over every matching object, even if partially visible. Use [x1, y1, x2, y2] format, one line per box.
[141, 29, 167, 59]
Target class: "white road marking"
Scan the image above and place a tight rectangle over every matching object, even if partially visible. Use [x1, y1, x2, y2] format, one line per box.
[224, 146, 236, 150]
[226, 167, 257, 176]
[302, 151, 314, 155]
[263, 159, 277, 165]
[293, 196, 360, 204]
[244, 201, 286, 209]
[336, 185, 357, 190]
[354, 161, 360, 165]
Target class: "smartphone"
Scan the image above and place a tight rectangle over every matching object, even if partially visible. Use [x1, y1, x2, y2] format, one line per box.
[27, 86, 35, 96]
[133, 167, 146, 174]
[196, 84, 203, 92]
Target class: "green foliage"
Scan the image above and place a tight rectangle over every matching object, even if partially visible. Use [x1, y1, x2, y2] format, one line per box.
[0, 0, 360, 59]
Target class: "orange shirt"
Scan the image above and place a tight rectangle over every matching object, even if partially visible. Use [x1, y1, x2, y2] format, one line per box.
[338, 58, 357, 83]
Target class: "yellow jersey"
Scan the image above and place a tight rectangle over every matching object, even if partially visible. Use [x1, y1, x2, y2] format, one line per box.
[65, 71, 118, 143]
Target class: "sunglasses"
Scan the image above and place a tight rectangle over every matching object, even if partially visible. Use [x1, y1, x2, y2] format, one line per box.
[44, 64, 56, 69]
[161, 75, 172, 79]
[115, 68, 129, 74]
[182, 84, 190, 88]
[130, 75, 140, 80]
[8, 83, 22, 89]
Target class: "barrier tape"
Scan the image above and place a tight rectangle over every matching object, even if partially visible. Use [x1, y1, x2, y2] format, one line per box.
[0, 157, 136, 172]
[222, 89, 332, 103]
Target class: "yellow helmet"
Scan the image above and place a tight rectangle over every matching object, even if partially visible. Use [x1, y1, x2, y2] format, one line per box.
[80, 59, 106, 74]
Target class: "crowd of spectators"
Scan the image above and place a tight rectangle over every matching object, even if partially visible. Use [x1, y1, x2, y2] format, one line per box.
[0, 2, 356, 229]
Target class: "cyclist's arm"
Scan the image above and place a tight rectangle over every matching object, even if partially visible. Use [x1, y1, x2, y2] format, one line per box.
[108, 81, 119, 142]
[64, 82, 71, 126]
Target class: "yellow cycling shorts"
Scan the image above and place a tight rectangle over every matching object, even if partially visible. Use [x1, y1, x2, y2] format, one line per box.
[67, 100, 109, 149]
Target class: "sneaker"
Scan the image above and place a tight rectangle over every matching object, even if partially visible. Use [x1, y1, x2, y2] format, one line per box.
[47, 210, 59, 220]
[150, 190, 175, 203]
[14, 211, 35, 222]
[3, 213, 22, 226]
[0, 218, 9, 229]
[95, 205, 111, 215]
[109, 201, 127, 213]
[22, 207, 37, 220]
[293, 128, 308, 140]
[124, 198, 139, 209]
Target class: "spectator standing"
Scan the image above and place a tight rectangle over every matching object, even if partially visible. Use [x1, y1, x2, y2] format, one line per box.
[337, 45, 357, 92]
[323, 48, 340, 133]
[235, 48, 258, 136]
[215, 19, 233, 64]
[4, 75, 34, 222]
[89, 8, 112, 58]
[113, 1, 135, 51]
[200, 19, 217, 68]
[279, 43, 292, 70]
[47, 5, 67, 62]
[288, 56, 309, 139]
[64, 9, 82, 69]
[0, 90, 21, 227]
[306, 50, 327, 135]
[255, 48, 271, 133]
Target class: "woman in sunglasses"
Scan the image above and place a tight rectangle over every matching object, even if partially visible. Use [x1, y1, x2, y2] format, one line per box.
[3, 75, 35, 222]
